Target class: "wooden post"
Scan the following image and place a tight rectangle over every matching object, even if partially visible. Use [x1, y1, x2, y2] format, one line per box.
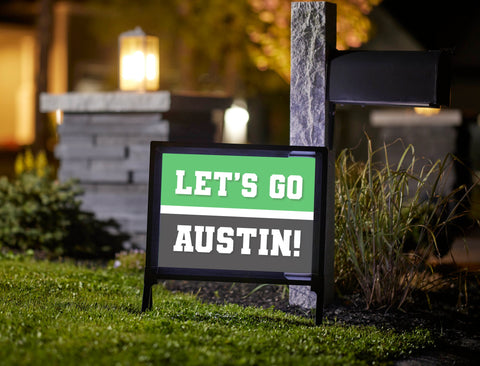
[289, 1, 336, 311]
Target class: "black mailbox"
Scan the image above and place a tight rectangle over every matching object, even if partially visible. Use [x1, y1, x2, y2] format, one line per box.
[328, 50, 451, 107]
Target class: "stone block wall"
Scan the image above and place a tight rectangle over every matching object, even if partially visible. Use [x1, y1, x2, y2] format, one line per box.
[41, 92, 231, 250]
[56, 112, 169, 248]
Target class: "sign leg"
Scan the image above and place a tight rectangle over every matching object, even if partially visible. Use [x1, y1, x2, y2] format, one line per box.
[141, 278, 153, 312]
[314, 286, 324, 326]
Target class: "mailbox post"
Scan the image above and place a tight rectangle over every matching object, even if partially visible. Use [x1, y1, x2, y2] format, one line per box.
[288, 1, 450, 310]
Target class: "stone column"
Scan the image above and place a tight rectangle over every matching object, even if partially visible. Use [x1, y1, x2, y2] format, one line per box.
[289, 1, 336, 309]
[40, 91, 231, 249]
[40, 92, 170, 248]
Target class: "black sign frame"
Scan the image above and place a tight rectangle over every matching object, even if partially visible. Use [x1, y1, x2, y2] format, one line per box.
[141, 142, 328, 324]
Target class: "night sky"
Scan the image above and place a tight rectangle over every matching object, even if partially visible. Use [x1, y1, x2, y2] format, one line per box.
[382, 0, 480, 50]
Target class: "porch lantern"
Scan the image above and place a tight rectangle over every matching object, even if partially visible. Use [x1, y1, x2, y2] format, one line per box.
[119, 27, 159, 91]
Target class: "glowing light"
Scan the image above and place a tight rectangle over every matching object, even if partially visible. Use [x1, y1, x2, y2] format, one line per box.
[121, 51, 145, 82]
[224, 103, 250, 144]
[119, 27, 159, 91]
[414, 107, 441, 116]
[55, 109, 63, 125]
[146, 54, 157, 81]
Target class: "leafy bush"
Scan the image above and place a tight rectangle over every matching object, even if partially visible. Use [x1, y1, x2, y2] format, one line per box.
[334, 138, 472, 310]
[0, 172, 129, 259]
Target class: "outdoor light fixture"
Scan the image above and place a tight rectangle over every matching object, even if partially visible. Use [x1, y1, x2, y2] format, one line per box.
[119, 26, 159, 91]
[55, 109, 63, 125]
[223, 100, 250, 144]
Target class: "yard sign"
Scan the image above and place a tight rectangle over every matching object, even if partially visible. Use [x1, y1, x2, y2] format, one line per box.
[141, 1, 450, 325]
[142, 142, 328, 321]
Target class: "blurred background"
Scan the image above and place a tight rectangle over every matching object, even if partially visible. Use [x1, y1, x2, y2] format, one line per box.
[0, 0, 479, 213]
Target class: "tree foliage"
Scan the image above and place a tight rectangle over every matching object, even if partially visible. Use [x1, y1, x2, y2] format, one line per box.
[88, 0, 382, 93]
[247, 0, 383, 83]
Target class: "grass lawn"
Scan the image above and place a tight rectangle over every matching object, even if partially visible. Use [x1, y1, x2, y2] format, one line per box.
[0, 255, 433, 365]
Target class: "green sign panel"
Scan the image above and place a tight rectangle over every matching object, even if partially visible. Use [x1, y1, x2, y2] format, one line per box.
[160, 153, 316, 212]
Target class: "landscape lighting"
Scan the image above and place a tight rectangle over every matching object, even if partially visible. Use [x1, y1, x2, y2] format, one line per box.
[119, 27, 159, 91]
[223, 100, 250, 144]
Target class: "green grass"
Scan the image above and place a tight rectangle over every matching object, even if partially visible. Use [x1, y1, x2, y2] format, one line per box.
[0, 256, 433, 365]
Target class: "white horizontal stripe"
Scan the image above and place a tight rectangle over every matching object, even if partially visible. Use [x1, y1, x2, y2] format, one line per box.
[160, 205, 314, 220]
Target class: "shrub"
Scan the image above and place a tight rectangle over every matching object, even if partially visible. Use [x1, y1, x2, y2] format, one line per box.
[334, 138, 472, 310]
[0, 172, 129, 259]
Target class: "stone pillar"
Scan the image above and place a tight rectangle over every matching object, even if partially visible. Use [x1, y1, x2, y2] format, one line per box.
[289, 1, 336, 309]
[40, 91, 231, 249]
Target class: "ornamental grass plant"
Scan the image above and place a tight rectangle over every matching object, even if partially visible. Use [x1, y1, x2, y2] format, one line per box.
[334, 137, 472, 310]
